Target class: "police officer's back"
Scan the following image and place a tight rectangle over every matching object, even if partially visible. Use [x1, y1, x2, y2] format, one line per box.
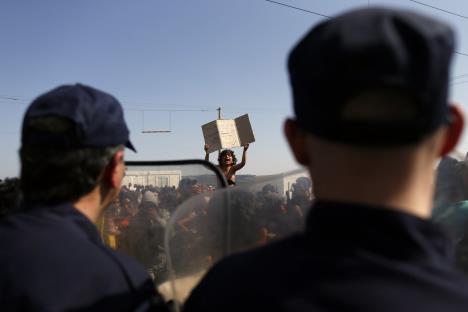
[184, 7, 468, 312]
[0, 85, 167, 311]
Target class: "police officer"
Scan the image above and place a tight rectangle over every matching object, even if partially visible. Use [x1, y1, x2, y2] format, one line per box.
[0, 84, 168, 311]
[184, 7, 468, 312]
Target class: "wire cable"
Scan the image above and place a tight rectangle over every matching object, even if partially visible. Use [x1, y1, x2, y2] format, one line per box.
[0, 95, 213, 112]
[124, 108, 210, 112]
[265, 0, 331, 18]
[408, 0, 468, 20]
[264, 0, 468, 57]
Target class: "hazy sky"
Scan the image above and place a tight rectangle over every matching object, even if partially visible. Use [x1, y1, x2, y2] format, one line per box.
[2, 0, 468, 178]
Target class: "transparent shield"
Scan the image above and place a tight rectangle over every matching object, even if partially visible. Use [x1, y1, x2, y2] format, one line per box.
[162, 168, 312, 309]
[433, 153, 468, 273]
[98, 160, 227, 289]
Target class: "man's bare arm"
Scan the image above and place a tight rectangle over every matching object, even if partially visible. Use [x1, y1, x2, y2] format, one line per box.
[233, 144, 249, 171]
[204, 144, 209, 161]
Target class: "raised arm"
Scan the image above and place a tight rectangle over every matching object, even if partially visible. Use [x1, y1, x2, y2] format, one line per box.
[204, 144, 210, 161]
[233, 144, 249, 171]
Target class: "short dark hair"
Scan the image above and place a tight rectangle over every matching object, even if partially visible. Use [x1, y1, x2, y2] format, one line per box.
[20, 116, 122, 204]
[218, 150, 237, 165]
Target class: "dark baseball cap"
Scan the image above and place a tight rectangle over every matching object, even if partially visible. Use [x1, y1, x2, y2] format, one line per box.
[21, 83, 136, 152]
[288, 7, 455, 145]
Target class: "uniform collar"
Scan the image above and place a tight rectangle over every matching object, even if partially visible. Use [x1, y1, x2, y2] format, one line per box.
[306, 200, 455, 264]
[19, 201, 102, 244]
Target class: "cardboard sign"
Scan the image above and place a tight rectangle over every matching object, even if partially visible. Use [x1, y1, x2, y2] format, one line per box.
[202, 114, 255, 153]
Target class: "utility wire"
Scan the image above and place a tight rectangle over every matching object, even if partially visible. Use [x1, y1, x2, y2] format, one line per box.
[264, 0, 468, 57]
[124, 108, 210, 112]
[0, 96, 282, 113]
[0, 95, 213, 112]
[0, 96, 29, 103]
[0, 96, 20, 101]
[265, 0, 331, 18]
[408, 0, 468, 20]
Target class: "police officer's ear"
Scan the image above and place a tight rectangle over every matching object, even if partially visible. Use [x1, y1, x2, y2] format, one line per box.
[104, 149, 125, 189]
[439, 104, 464, 157]
[284, 118, 309, 166]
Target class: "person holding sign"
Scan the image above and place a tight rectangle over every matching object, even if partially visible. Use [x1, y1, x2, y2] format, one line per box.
[204, 144, 249, 185]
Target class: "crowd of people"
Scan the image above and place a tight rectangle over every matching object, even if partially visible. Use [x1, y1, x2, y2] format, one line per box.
[0, 178, 20, 218]
[100, 180, 209, 281]
[434, 154, 468, 273]
[97, 176, 313, 285]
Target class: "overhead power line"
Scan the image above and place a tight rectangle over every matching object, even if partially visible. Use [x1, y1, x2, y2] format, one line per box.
[0, 95, 213, 112]
[124, 108, 210, 112]
[265, 0, 331, 18]
[0, 96, 20, 101]
[0, 96, 29, 104]
[408, 0, 468, 20]
[264, 0, 468, 57]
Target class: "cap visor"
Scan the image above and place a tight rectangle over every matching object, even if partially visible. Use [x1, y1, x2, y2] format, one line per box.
[125, 140, 137, 153]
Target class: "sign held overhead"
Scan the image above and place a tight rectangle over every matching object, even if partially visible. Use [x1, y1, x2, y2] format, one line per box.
[202, 114, 255, 153]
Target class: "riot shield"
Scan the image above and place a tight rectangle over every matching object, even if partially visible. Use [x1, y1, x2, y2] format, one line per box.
[161, 168, 312, 310]
[98, 160, 227, 287]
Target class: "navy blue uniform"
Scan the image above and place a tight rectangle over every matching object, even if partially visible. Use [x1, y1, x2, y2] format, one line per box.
[184, 201, 468, 312]
[0, 202, 167, 311]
